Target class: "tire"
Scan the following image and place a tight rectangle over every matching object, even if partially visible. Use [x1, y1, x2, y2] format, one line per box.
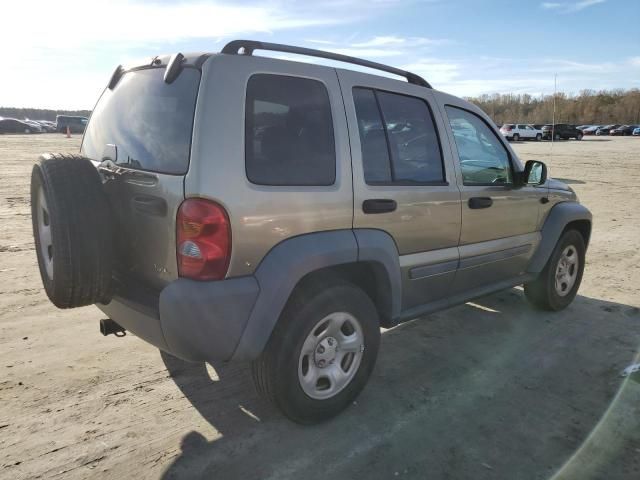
[576, 133, 583, 140]
[536, 133, 542, 141]
[554, 133, 561, 141]
[31, 154, 114, 308]
[252, 279, 381, 424]
[513, 133, 520, 141]
[524, 229, 585, 311]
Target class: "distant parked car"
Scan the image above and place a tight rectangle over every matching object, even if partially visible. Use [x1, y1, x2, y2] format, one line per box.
[24, 120, 44, 133]
[582, 125, 602, 135]
[542, 124, 583, 140]
[56, 115, 88, 133]
[0, 118, 38, 134]
[633, 127, 640, 136]
[499, 123, 543, 141]
[576, 125, 591, 131]
[610, 125, 639, 136]
[595, 125, 620, 136]
[35, 120, 57, 132]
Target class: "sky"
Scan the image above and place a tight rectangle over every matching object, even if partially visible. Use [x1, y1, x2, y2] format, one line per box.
[1, 0, 639, 109]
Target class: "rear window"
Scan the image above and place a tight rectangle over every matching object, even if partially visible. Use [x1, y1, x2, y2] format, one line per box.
[245, 74, 336, 186]
[82, 67, 200, 175]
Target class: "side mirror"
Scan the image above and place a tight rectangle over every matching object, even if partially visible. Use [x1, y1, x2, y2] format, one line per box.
[523, 160, 547, 186]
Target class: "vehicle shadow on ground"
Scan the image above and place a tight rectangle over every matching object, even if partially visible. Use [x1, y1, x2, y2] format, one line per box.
[159, 289, 640, 480]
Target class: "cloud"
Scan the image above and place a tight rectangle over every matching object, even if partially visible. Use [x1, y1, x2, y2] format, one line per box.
[301, 35, 447, 61]
[541, 0, 606, 13]
[4, 0, 349, 49]
[351, 36, 446, 48]
[401, 59, 460, 84]
[1, 0, 380, 108]
[432, 56, 639, 98]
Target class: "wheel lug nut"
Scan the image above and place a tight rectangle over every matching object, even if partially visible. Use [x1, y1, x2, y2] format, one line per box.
[318, 359, 326, 367]
[318, 345, 325, 354]
[327, 338, 334, 346]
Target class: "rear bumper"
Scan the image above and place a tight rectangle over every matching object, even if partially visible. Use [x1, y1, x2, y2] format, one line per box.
[96, 276, 259, 363]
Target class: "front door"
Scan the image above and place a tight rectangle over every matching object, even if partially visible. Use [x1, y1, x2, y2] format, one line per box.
[337, 70, 462, 311]
[441, 102, 543, 293]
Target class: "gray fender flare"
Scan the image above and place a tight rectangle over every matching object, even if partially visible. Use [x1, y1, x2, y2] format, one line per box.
[231, 229, 401, 361]
[353, 229, 402, 322]
[527, 201, 592, 273]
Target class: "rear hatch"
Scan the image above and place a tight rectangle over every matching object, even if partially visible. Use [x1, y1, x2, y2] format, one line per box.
[81, 65, 201, 290]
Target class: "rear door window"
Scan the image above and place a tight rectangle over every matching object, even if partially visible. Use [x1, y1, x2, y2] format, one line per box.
[82, 67, 201, 175]
[245, 74, 336, 186]
[353, 87, 445, 184]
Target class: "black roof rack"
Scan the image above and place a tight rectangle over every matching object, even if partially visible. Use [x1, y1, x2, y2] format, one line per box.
[221, 40, 432, 89]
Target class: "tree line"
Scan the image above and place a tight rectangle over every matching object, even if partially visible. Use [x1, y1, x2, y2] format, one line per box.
[467, 89, 640, 125]
[0, 107, 91, 122]
[3, 88, 640, 126]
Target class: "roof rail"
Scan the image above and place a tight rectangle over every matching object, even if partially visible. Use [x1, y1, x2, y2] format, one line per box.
[221, 40, 432, 89]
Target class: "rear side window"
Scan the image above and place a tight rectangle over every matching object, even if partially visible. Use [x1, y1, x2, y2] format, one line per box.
[82, 67, 200, 175]
[353, 87, 444, 184]
[245, 74, 336, 186]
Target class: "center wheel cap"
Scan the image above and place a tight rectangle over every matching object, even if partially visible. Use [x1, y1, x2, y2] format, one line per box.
[314, 336, 338, 368]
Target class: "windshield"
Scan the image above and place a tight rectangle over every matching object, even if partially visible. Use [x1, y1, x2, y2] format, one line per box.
[82, 67, 200, 174]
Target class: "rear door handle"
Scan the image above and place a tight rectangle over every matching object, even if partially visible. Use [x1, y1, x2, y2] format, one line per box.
[468, 197, 493, 209]
[362, 199, 397, 214]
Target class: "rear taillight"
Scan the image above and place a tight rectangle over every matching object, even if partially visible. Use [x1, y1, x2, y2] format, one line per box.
[503, 126, 513, 131]
[176, 198, 231, 281]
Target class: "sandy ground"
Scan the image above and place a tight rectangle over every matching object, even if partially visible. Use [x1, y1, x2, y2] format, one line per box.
[1, 134, 640, 480]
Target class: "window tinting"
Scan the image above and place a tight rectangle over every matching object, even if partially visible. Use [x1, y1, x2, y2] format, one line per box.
[82, 68, 200, 175]
[245, 74, 335, 186]
[353, 88, 444, 184]
[445, 106, 513, 185]
[352, 88, 391, 182]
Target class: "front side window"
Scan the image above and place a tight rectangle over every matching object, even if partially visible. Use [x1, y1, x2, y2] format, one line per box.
[353, 87, 444, 184]
[445, 106, 513, 185]
[245, 74, 336, 186]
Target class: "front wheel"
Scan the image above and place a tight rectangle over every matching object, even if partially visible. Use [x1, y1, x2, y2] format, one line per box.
[554, 133, 561, 141]
[576, 133, 583, 140]
[536, 133, 542, 141]
[252, 280, 380, 424]
[524, 230, 585, 311]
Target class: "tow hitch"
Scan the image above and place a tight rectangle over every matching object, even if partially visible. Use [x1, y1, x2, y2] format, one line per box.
[100, 318, 126, 337]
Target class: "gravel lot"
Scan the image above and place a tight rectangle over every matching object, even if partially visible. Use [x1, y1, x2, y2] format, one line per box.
[1, 134, 639, 480]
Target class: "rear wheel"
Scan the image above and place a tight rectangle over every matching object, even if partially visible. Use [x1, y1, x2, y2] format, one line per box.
[536, 133, 542, 141]
[513, 133, 520, 141]
[554, 133, 561, 141]
[31, 154, 114, 308]
[252, 280, 380, 424]
[576, 132, 583, 140]
[524, 229, 585, 311]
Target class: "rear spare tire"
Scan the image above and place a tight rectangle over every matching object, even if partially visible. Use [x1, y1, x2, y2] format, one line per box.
[31, 153, 114, 308]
